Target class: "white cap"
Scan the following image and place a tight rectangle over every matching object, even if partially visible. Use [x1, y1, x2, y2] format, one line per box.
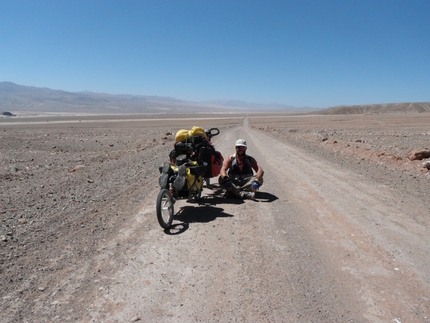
[235, 139, 247, 147]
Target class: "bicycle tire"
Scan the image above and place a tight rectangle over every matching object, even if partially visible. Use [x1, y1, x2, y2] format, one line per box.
[156, 188, 174, 229]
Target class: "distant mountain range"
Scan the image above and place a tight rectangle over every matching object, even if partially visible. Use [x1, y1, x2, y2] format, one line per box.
[315, 102, 430, 115]
[1, 82, 428, 116]
[0, 82, 317, 115]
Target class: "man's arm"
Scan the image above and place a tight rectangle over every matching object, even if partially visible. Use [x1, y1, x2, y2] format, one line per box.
[251, 157, 264, 182]
[219, 156, 231, 178]
[255, 164, 264, 182]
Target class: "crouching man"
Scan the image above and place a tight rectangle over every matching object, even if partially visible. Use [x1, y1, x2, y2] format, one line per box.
[218, 139, 264, 200]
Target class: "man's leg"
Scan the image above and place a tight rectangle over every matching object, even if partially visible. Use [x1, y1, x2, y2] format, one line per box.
[219, 176, 244, 198]
[237, 176, 263, 200]
[240, 176, 263, 192]
[232, 178, 254, 199]
[230, 183, 243, 198]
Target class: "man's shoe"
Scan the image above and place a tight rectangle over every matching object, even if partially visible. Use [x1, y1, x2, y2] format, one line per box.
[158, 163, 171, 188]
[173, 165, 187, 191]
[241, 191, 256, 200]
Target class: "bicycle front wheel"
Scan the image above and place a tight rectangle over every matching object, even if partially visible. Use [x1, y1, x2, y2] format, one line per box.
[156, 188, 174, 229]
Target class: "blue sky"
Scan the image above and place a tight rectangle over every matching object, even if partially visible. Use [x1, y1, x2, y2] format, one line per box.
[1, 0, 429, 108]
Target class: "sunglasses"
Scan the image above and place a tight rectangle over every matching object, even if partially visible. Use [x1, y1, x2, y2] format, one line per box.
[236, 146, 246, 149]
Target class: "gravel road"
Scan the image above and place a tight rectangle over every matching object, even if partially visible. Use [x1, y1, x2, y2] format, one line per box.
[1, 113, 429, 322]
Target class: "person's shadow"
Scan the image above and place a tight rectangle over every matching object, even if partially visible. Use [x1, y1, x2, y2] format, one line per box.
[205, 187, 279, 204]
[255, 191, 278, 202]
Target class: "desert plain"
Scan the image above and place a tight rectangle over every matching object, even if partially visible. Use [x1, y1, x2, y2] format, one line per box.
[1, 112, 430, 322]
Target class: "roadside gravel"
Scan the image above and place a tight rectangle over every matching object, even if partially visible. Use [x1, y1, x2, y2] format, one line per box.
[251, 113, 430, 209]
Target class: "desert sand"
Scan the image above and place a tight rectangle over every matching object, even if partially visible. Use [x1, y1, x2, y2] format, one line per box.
[1, 112, 429, 322]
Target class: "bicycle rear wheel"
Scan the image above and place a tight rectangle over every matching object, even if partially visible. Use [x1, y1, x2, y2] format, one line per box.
[156, 188, 174, 229]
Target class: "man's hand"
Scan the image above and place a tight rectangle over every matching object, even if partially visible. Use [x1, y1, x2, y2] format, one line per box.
[223, 176, 232, 189]
[251, 180, 260, 192]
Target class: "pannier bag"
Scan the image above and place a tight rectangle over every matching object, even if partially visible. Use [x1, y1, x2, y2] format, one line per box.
[175, 126, 208, 143]
[172, 126, 223, 179]
[186, 163, 206, 192]
[169, 161, 205, 192]
[198, 145, 223, 178]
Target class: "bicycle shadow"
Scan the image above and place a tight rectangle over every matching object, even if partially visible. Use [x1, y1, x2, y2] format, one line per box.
[164, 191, 278, 235]
[165, 205, 233, 235]
[178, 205, 233, 223]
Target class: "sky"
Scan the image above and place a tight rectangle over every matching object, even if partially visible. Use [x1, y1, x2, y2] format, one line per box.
[1, 0, 429, 108]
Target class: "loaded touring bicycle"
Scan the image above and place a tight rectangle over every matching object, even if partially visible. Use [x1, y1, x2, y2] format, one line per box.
[156, 126, 223, 229]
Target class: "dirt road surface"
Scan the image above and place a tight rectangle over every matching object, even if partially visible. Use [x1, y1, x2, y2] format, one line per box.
[1, 114, 429, 322]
